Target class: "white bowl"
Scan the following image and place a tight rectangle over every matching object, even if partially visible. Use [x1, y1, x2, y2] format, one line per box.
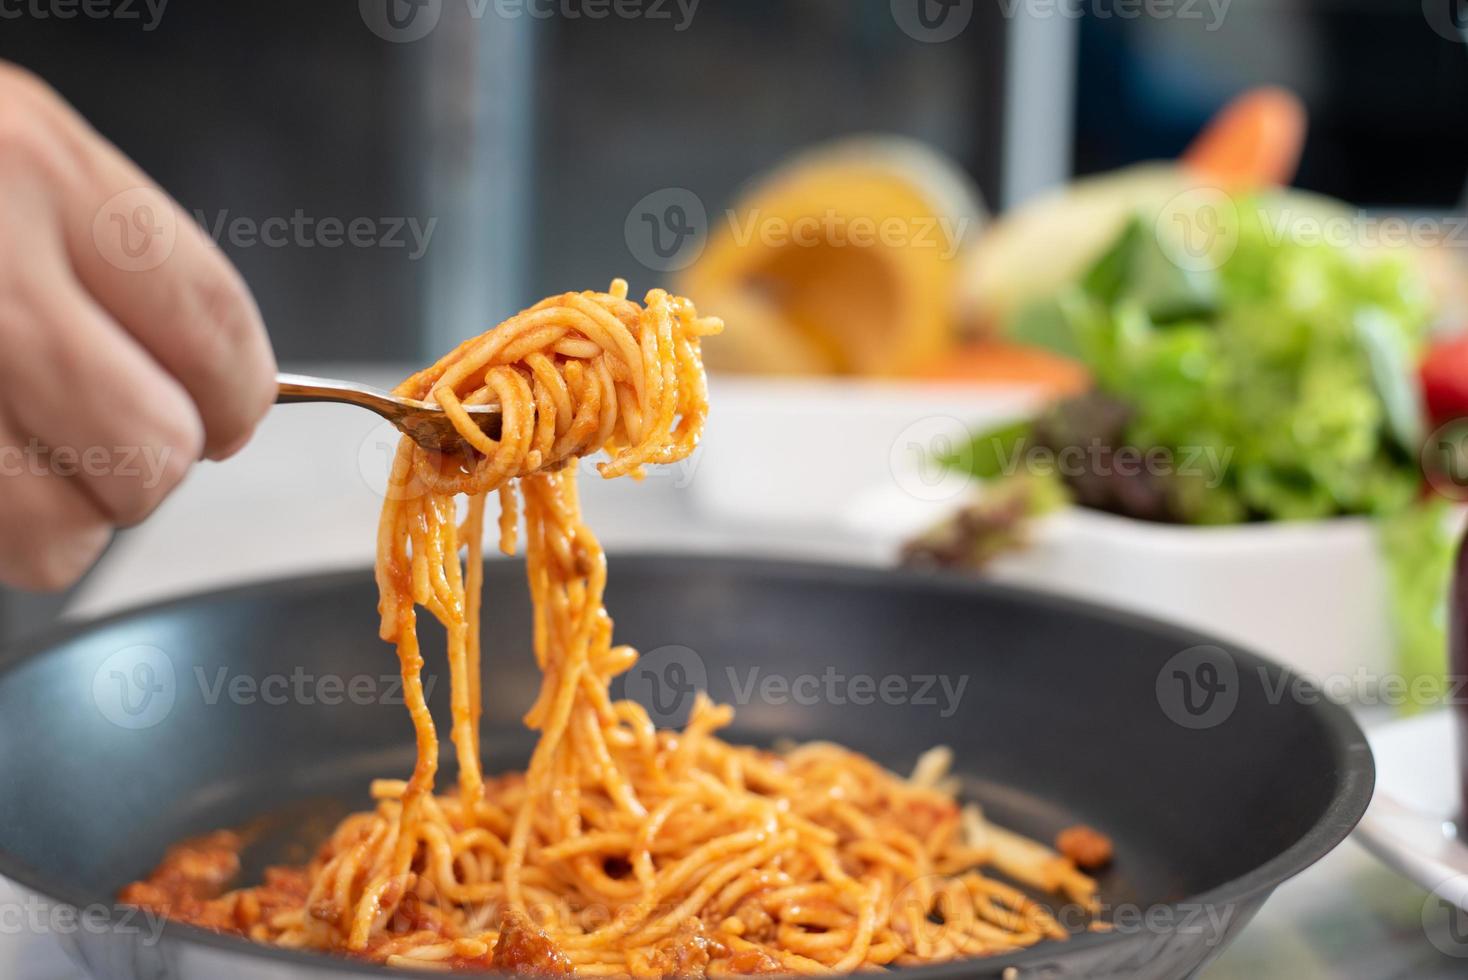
[842, 481, 1395, 680]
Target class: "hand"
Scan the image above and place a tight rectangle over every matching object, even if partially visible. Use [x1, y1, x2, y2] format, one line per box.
[0, 63, 276, 591]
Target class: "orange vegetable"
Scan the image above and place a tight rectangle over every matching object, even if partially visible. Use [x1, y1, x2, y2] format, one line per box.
[1182, 87, 1307, 189]
[915, 341, 1091, 398]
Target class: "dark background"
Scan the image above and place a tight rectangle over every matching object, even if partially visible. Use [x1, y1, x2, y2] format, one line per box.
[1074, 1, 1468, 206]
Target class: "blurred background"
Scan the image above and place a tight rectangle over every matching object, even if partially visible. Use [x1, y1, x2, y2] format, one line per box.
[3, 0, 1466, 646]
[7, 1, 1464, 361]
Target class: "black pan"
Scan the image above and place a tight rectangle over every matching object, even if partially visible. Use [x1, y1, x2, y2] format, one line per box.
[0, 556, 1372, 979]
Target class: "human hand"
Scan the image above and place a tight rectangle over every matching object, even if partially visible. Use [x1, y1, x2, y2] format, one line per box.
[0, 63, 276, 590]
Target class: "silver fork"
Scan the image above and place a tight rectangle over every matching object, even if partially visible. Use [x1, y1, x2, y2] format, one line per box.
[276, 372, 501, 453]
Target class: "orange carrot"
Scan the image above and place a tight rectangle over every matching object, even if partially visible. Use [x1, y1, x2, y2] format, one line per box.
[914, 341, 1091, 397]
[1182, 87, 1307, 188]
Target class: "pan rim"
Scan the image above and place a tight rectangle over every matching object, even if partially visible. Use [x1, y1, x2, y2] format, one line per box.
[0, 553, 1376, 978]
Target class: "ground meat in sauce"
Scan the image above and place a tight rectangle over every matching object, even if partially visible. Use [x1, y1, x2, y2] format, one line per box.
[645, 919, 726, 978]
[487, 909, 574, 976]
[731, 898, 777, 943]
[1056, 824, 1114, 870]
[117, 831, 247, 932]
[119, 830, 312, 938]
[723, 946, 784, 974]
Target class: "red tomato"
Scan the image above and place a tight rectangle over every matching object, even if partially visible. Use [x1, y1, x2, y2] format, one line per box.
[1422, 334, 1468, 426]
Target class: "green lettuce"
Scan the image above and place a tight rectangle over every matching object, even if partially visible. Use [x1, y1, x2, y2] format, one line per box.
[961, 194, 1452, 693]
[1008, 196, 1431, 525]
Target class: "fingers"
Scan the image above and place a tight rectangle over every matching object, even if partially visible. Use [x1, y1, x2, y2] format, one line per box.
[0, 254, 202, 528]
[0, 67, 277, 460]
[70, 190, 277, 460]
[0, 414, 113, 593]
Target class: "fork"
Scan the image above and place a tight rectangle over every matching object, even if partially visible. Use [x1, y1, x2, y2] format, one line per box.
[276, 372, 501, 453]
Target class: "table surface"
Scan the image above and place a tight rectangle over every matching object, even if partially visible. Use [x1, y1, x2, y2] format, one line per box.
[2, 372, 1461, 978]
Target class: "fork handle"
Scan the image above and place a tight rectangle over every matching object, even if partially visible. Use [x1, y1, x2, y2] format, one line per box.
[275, 372, 399, 410]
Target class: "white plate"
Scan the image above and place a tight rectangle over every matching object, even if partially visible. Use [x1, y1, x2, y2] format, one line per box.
[1355, 711, 1468, 911]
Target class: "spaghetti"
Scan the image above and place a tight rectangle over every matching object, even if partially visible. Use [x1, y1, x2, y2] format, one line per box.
[122, 281, 1103, 975]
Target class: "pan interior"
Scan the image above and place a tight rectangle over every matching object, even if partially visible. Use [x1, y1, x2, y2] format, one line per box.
[0, 557, 1360, 948]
